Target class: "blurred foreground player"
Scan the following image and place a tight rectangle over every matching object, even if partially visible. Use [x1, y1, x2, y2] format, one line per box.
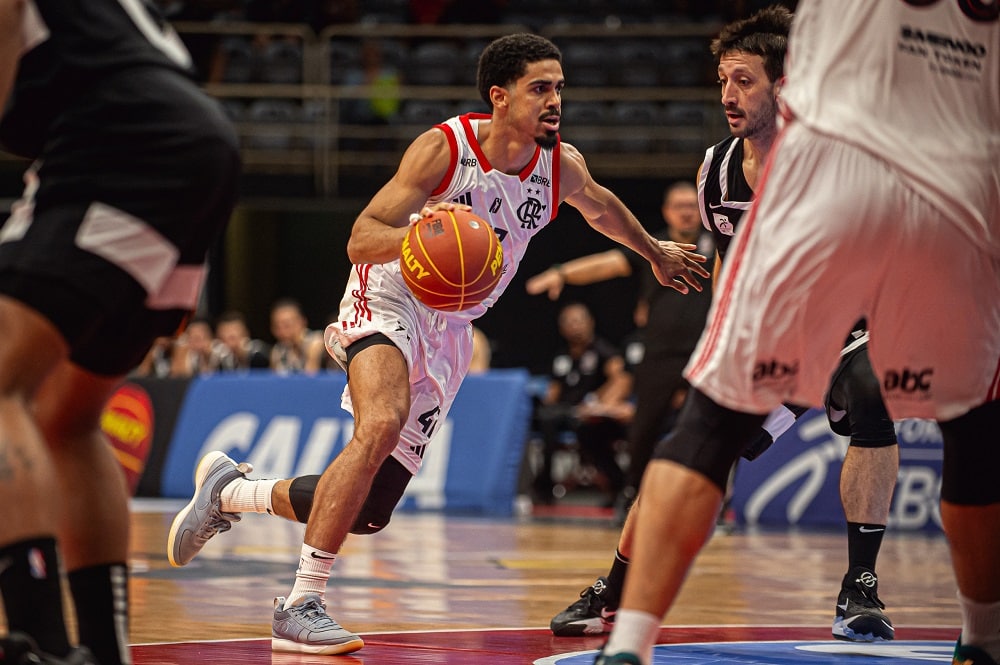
[0, 1, 240, 663]
[596, 1, 1000, 664]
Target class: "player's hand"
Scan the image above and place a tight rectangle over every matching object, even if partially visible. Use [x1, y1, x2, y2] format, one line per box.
[408, 201, 474, 225]
[652, 241, 710, 294]
[525, 268, 564, 300]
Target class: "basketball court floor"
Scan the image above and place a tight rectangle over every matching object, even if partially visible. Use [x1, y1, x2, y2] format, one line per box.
[118, 498, 960, 664]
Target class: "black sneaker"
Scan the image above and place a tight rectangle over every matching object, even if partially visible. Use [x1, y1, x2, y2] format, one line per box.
[954, 636, 1000, 665]
[832, 567, 894, 642]
[0, 633, 99, 665]
[550, 577, 618, 636]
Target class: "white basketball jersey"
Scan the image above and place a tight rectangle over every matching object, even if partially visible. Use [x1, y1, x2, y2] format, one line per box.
[782, 0, 1000, 255]
[424, 113, 560, 321]
[340, 113, 559, 333]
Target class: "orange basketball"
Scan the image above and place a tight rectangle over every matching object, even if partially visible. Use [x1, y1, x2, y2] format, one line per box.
[400, 209, 504, 312]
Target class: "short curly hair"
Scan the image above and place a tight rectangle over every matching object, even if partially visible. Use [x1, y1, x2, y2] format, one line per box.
[711, 5, 793, 83]
[476, 33, 562, 106]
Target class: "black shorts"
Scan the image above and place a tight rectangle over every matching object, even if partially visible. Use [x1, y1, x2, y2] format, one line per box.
[824, 342, 897, 447]
[0, 67, 240, 376]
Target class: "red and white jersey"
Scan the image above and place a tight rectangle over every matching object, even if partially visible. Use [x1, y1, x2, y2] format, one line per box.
[340, 113, 560, 327]
[424, 112, 561, 321]
[782, 0, 1000, 256]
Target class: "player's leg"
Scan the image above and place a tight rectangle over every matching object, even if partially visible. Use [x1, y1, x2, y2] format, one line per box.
[268, 338, 408, 655]
[34, 362, 133, 665]
[598, 389, 764, 662]
[0, 297, 76, 659]
[827, 342, 898, 642]
[939, 400, 1000, 665]
[550, 495, 637, 636]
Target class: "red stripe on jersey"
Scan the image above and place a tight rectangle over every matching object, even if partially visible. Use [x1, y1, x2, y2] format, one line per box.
[550, 138, 561, 222]
[688, 126, 787, 383]
[460, 113, 494, 174]
[431, 123, 460, 198]
[351, 264, 372, 325]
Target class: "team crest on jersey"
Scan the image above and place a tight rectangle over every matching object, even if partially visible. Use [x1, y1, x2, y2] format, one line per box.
[713, 212, 734, 235]
[518, 188, 546, 229]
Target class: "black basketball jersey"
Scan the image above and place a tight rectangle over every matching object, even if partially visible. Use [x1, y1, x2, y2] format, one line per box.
[697, 135, 755, 262]
[698, 135, 868, 346]
[1, 0, 194, 158]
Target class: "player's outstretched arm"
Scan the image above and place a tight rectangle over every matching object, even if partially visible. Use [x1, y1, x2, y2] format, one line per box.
[560, 142, 709, 294]
[525, 250, 631, 300]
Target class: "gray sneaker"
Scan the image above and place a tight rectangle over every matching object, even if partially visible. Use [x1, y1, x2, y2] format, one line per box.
[271, 595, 364, 655]
[166, 451, 252, 567]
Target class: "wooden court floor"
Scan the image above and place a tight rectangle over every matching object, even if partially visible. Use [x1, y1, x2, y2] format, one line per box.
[106, 499, 964, 663]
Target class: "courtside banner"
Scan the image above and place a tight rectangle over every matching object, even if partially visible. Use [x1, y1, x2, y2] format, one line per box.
[160, 370, 531, 516]
[730, 409, 944, 532]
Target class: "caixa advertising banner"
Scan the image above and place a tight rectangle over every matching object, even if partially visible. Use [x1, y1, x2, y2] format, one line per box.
[730, 409, 944, 532]
[159, 370, 531, 516]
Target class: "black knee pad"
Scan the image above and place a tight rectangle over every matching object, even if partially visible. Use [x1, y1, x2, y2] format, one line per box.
[825, 344, 897, 447]
[350, 456, 413, 535]
[940, 400, 1000, 505]
[652, 388, 766, 491]
[288, 474, 319, 524]
[288, 457, 414, 533]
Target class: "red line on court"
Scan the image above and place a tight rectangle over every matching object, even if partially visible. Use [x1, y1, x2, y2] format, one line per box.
[132, 625, 959, 664]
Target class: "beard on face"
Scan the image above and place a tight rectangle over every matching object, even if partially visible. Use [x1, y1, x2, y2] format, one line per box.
[536, 131, 558, 149]
[731, 95, 779, 140]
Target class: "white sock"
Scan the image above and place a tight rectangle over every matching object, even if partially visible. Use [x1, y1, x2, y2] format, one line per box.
[287, 543, 336, 606]
[602, 608, 660, 665]
[958, 591, 1000, 660]
[220, 477, 278, 514]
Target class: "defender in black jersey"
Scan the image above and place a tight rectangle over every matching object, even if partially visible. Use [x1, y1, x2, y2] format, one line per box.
[0, 2, 239, 664]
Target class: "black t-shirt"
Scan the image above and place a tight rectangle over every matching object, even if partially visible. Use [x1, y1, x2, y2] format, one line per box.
[550, 337, 622, 406]
[623, 228, 715, 357]
[1, 0, 195, 158]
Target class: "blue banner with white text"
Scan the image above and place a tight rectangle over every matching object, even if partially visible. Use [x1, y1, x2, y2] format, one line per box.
[160, 370, 532, 516]
[731, 409, 944, 532]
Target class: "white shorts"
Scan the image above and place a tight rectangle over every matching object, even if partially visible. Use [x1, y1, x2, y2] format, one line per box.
[325, 263, 474, 474]
[686, 121, 1000, 422]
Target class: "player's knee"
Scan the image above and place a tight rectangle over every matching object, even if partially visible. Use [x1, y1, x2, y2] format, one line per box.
[355, 413, 406, 458]
[651, 388, 765, 492]
[349, 495, 395, 535]
[939, 400, 1000, 505]
[288, 475, 319, 524]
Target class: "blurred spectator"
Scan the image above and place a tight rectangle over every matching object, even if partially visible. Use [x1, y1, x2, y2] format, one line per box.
[270, 298, 326, 373]
[343, 40, 402, 126]
[469, 326, 492, 374]
[170, 317, 223, 377]
[133, 337, 176, 378]
[531, 302, 632, 506]
[525, 182, 714, 514]
[215, 310, 272, 371]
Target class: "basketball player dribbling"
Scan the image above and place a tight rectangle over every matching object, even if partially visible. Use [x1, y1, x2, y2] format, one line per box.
[595, 0, 1000, 663]
[166, 32, 711, 656]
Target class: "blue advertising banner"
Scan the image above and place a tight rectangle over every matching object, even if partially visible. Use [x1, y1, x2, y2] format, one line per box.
[160, 369, 532, 516]
[730, 409, 944, 532]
